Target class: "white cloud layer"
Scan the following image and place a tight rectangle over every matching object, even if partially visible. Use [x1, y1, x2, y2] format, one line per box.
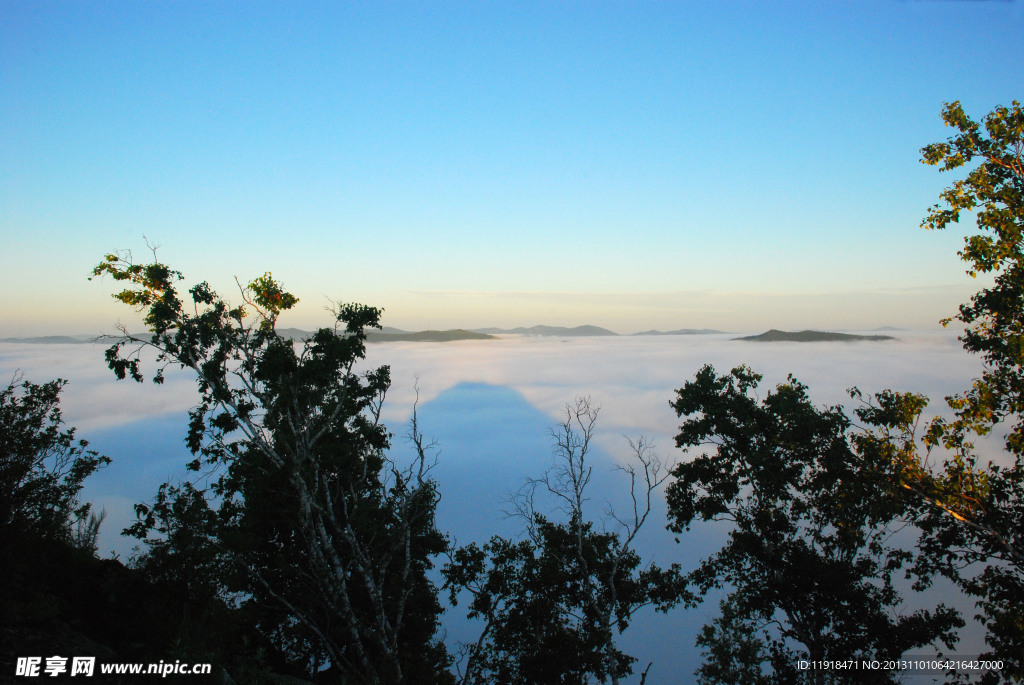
[0, 329, 989, 530]
[0, 331, 994, 679]
[364, 329, 985, 461]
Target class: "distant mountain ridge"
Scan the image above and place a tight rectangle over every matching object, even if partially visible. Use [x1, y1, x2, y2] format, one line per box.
[3, 326, 900, 345]
[1, 328, 493, 344]
[735, 329, 896, 342]
[367, 329, 494, 342]
[276, 326, 410, 339]
[472, 325, 618, 337]
[631, 328, 725, 336]
[270, 328, 495, 342]
[0, 335, 98, 344]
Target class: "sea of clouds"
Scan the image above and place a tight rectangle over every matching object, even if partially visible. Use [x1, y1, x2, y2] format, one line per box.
[0, 330, 992, 681]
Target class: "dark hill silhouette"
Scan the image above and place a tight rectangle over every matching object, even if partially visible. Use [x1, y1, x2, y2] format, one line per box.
[735, 329, 895, 342]
[631, 328, 725, 336]
[367, 329, 494, 342]
[472, 325, 618, 337]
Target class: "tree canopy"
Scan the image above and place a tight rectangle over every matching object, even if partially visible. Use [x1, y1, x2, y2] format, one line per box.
[0, 376, 109, 547]
[878, 101, 1024, 681]
[92, 250, 450, 683]
[665, 365, 961, 684]
[921, 100, 1024, 450]
[442, 398, 686, 684]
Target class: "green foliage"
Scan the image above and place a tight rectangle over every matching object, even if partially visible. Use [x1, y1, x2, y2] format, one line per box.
[694, 596, 774, 685]
[445, 515, 685, 685]
[93, 248, 450, 684]
[0, 375, 111, 642]
[852, 381, 1024, 685]
[666, 365, 962, 684]
[920, 105, 1024, 432]
[0, 377, 243, 680]
[0, 376, 110, 545]
[854, 101, 1024, 682]
[123, 481, 304, 682]
[445, 526, 629, 685]
[442, 399, 686, 684]
[247, 271, 300, 323]
[921, 100, 1024, 447]
[921, 102, 1024, 267]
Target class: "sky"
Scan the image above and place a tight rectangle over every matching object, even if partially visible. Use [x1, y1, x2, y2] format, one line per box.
[2, 1, 1023, 335]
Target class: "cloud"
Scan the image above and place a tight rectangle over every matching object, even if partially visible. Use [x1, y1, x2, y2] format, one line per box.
[365, 329, 985, 461]
[0, 342, 197, 433]
[2, 329, 989, 489]
[0, 331, 993, 675]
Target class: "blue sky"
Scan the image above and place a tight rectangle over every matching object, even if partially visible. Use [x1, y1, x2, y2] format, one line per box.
[2, 1, 1022, 334]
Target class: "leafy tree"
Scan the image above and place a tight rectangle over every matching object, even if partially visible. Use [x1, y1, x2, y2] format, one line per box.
[92, 250, 450, 683]
[0, 375, 110, 547]
[0, 376, 133, 675]
[666, 365, 962, 685]
[443, 398, 686, 684]
[858, 101, 1024, 682]
[921, 102, 1024, 446]
[693, 595, 774, 685]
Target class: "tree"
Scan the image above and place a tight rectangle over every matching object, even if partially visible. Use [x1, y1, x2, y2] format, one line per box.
[91, 249, 450, 683]
[442, 397, 686, 684]
[0, 376, 110, 547]
[0, 375, 127, 669]
[860, 100, 1024, 681]
[693, 595, 774, 685]
[849, 387, 1022, 684]
[665, 365, 962, 685]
